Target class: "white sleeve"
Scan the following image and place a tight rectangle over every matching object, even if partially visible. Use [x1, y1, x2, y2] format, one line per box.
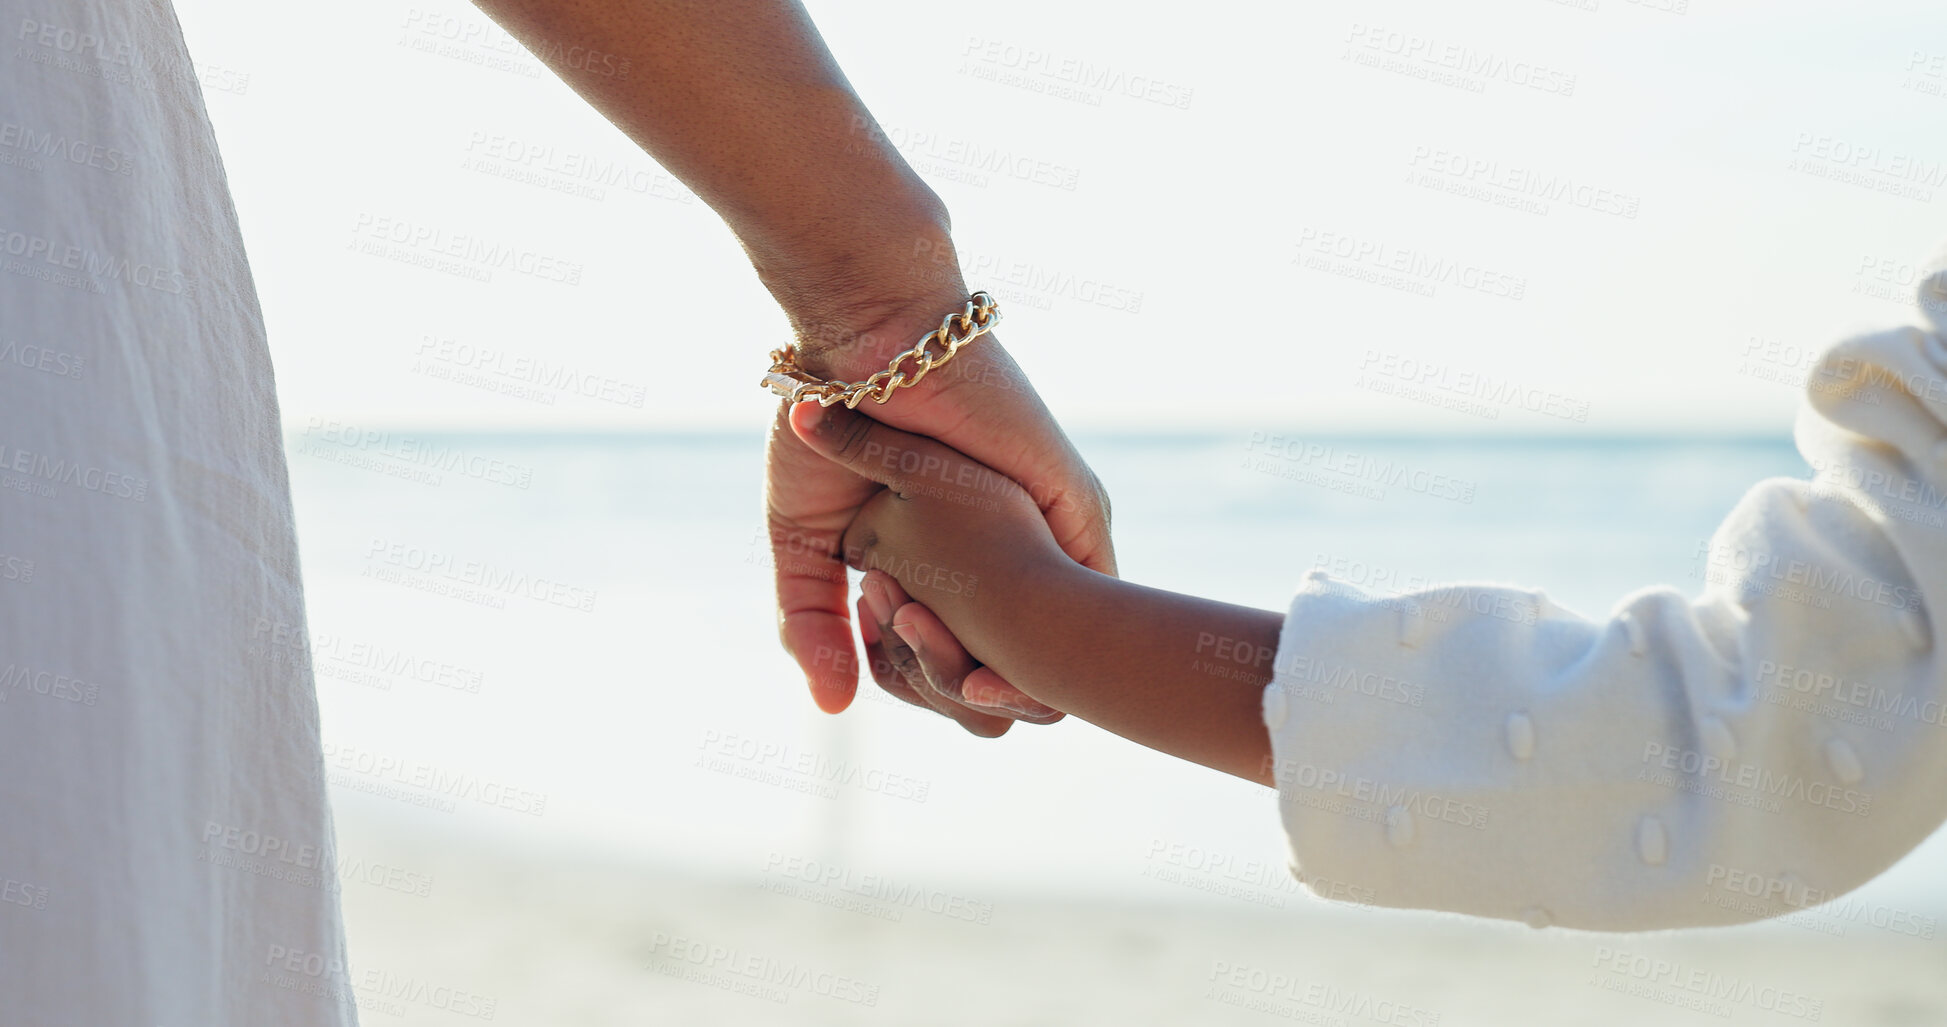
[1262, 271, 1947, 932]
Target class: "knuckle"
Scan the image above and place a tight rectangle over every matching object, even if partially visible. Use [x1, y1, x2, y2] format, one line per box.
[841, 526, 877, 571]
[833, 411, 876, 463]
[769, 528, 841, 582]
[888, 642, 922, 682]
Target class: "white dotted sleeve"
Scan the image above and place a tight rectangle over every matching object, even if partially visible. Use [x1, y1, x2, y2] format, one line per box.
[1262, 275, 1947, 931]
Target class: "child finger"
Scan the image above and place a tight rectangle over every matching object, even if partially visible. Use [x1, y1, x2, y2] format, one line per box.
[885, 622, 1013, 736]
[858, 595, 934, 711]
[891, 601, 1060, 722]
[862, 570, 925, 695]
[867, 579, 1012, 735]
[862, 568, 914, 622]
[963, 665, 1065, 724]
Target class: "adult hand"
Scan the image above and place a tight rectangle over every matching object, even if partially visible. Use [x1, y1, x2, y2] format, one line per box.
[764, 255, 1113, 733]
[466, 0, 1105, 734]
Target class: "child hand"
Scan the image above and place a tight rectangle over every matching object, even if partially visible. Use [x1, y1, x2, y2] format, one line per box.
[859, 569, 1062, 724]
[789, 401, 1074, 718]
[793, 400, 1283, 786]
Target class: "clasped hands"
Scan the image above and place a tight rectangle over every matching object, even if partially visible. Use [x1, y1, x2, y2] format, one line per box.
[763, 302, 1113, 737]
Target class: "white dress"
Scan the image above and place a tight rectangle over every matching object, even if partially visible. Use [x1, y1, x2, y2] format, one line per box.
[0, 1, 352, 1023]
[1264, 267, 1947, 931]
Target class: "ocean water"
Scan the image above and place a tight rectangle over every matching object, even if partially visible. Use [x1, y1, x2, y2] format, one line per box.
[285, 430, 1947, 918]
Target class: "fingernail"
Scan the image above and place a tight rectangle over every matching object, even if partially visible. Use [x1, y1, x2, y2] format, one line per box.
[965, 682, 1054, 719]
[809, 401, 841, 436]
[890, 621, 921, 652]
[997, 698, 1058, 719]
[862, 576, 893, 625]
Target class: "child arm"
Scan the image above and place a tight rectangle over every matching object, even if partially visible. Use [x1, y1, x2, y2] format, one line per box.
[792, 402, 1284, 785]
[799, 303, 1947, 934]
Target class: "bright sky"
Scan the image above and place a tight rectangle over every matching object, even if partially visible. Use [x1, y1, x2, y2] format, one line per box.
[173, 0, 1947, 434]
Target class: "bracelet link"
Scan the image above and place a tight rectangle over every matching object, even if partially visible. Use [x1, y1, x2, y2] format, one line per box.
[760, 291, 1001, 407]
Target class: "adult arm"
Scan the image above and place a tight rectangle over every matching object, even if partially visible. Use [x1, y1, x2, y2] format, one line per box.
[467, 0, 1114, 729]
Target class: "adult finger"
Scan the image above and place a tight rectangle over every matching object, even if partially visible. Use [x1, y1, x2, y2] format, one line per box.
[851, 338, 1119, 578]
[789, 400, 1000, 506]
[766, 402, 879, 713]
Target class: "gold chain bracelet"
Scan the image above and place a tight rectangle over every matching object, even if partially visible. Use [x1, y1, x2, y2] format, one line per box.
[759, 291, 1001, 408]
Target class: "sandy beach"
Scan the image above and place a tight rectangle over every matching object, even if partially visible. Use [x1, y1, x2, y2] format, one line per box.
[284, 434, 1947, 1027]
[329, 799, 1947, 1027]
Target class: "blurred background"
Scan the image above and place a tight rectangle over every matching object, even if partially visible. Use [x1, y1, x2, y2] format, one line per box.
[171, 0, 1947, 1022]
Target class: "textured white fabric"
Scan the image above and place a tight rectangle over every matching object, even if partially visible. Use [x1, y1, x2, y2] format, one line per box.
[0, 2, 353, 1023]
[1264, 268, 1947, 932]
